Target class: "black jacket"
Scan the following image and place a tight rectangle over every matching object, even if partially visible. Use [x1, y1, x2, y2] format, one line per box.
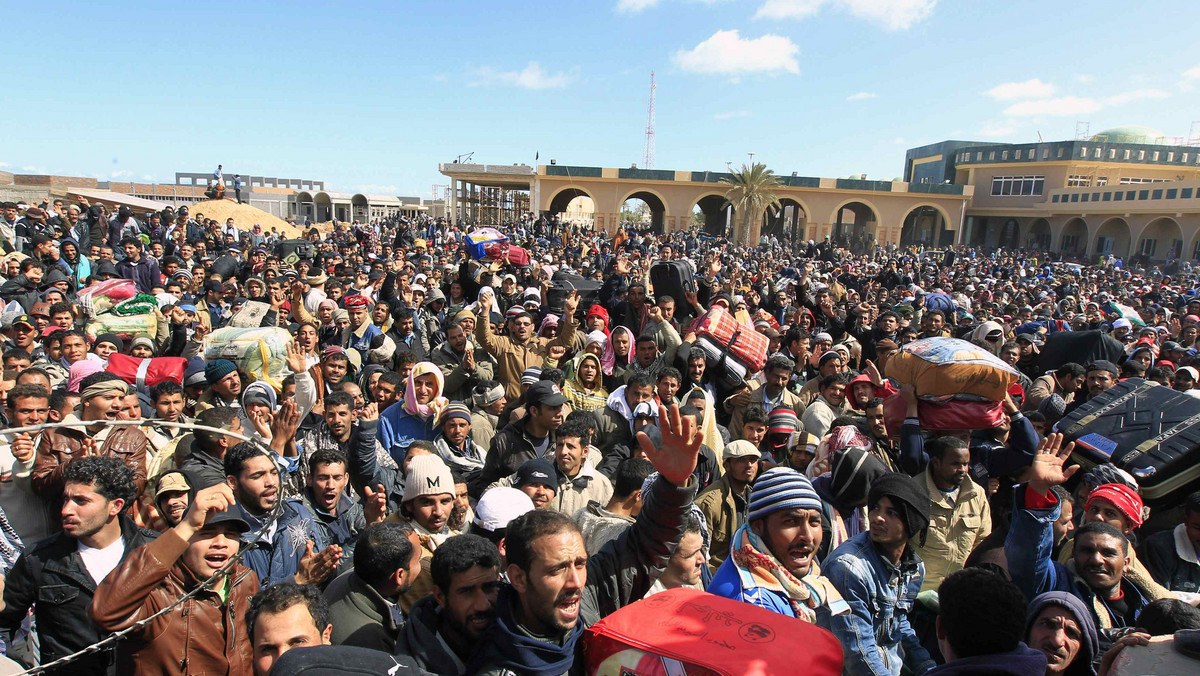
[393, 595, 473, 675]
[473, 417, 557, 498]
[0, 516, 159, 675]
[0, 274, 39, 312]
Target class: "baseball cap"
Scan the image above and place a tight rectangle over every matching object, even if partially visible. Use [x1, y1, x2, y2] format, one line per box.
[156, 471, 192, 499]
[525, 381, 568, 408]
[472, 487, 535, 532]
[10, 314, 35, 330]
[512, 458, 558, 491]
[204, 509, 252, 534]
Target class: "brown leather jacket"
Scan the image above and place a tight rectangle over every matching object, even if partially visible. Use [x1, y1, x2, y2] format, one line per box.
[32, 415, 149, 501]
[90, 529, 259, 676]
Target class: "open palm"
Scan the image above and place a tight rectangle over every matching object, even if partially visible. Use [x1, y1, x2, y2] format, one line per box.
[1029, 432, 1079, 495]
[637, 403, 701, 487]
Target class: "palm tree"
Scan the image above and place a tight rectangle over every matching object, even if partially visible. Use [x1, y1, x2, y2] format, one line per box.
[721, 162, 782, 245]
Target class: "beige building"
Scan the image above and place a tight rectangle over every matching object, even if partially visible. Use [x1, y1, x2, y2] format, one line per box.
[907, 126, 1200, 261]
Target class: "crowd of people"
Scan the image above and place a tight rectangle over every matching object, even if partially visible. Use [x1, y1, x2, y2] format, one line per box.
[0, 193, 1199, 676]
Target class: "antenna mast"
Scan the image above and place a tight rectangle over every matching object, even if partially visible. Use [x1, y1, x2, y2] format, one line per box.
[642, 72, 656, 169]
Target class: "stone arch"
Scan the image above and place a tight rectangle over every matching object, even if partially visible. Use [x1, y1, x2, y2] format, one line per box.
[827, 199, 883, 242]
[1135, 216, 1184, 261]
[1026, 218, 1051, 250]
[351, 194, 368, 223]
[547, 186, 594, 215]
[1093, 217, 1132, 259]
[618, 188, 668, 234]
[314, 191, 332, 222]
[691, 193, 733, 237]
[763, 197, 810, 242]
[899, 202, 953, 247]
[1059, 218, 1087, 254]
[295, 191, 314, 221]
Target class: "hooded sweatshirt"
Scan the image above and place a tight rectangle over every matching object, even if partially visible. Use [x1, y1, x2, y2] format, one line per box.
[469, 586, 582, 676]
[1024, 591, 1098, 676]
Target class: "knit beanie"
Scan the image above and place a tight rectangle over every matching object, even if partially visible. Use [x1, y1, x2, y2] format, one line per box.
[94, 333, 124, 353]
[205, 359, 238, 386]
[748, 468, 823, 523]
[830, 446, 888, 508]
[1038, 393, 1067, 420]
[868, 472, 931, 538]
[402, 455, 455, 504]
[768, 408, 799, 435]
[521, 366, 542, 386]
[1085, 483, 1146, 529]
[439, 402, 473, 427]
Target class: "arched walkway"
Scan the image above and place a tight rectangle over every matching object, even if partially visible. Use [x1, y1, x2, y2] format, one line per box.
[314, 192, 332, 222]
[1059, 218, 1087, 254]
[828, 200, 881, 246]
[900, 204, 952, 247]
[1027, 218, 1051, 250]
[692, 194, 733, 237]
[547, 187, 594, 215]
[619, 190, 667, 234]
[295, 191, 315, 222]
[763, 198, 808, 242]
[1093, 218, 1131, 259]
[1136, 217, 1183, 261]
[351, 194, 368, 223]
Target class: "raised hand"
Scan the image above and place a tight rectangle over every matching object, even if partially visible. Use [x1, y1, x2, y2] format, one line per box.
[636, 402, 701, 487]
[174, 483, 236, 541]
[359, 402, 379, 422]
[864, 359, 883, 387]
[1028, 432, 1079, 496]
[285, 339, 308, 375]
[363, 484, 388, 524]
[562, 290, 580, 318]
[270, 399, 301, 443]
[463, 348, 476, 372]
[296, 541, 342, 585]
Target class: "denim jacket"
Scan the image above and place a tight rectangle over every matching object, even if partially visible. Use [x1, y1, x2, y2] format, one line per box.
[821, 531, 934, 676]
[239, 498, 328, 588]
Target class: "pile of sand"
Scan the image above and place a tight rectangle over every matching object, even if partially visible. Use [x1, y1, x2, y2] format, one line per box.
[187, 199, 306, 238]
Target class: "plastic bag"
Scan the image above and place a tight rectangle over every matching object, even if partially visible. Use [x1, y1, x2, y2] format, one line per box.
[203, 327, 293, 391]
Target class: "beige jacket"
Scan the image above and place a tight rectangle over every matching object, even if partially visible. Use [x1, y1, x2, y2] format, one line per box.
[911, 468, 992, 592]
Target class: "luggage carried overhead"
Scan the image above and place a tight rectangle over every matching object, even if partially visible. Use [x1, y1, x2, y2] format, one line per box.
[650, 260, 695, 305]
[885, 337, 1021, 401]
[106, 353, 187, 390]
[1057, 377, 1200, 504]
[203, 327, 294, 391]
[583, 588, 844, 676]
[549, 269, 603, 316]
[1039, 330, 1125, 373]
[692, 306, 769, 373]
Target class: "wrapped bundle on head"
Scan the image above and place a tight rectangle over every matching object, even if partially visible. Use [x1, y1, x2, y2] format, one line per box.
[885, 337, 1021, 401]
[203, 326, 293, 391]
[78, 278, 138, 318]
[85, 312, 159, 343]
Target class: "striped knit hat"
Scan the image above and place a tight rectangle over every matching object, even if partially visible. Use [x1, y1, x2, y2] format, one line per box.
[438, 402, 472, 427]
[748, 468, 823, 523]
[768, 408, 798, 435]
[521, 366, 542, 386]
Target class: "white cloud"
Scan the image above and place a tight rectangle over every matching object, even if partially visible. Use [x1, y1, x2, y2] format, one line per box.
[1074, 74, 1095, 84]
[977, 120, 1017, 138]
[1003, 96, 1101, 117]
[109, 169, 134, 179]
[1185, 64, 1200, 80]
[617, 0, 659, 12]
[1102, 88, 1170, 106]
[0, 162, 8, 168]
[673, 30, 800, 76]
[984, 78, 1055, 101]
[847, 91, 877, 101]
[893, 137, 907, 144]
[20, 165, 45, 173]
[756, 0, 935, 30]
[714, 110, 751, 119]
[472, 62, 574, 89]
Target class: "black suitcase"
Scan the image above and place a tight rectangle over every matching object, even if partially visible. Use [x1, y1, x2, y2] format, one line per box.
[650, 260, 695, 304]
[1039, 330, 1125, 373]
[276, 239, 314, 262]
[548, 270, 602, 318]
[1056, 377, 1200, 504]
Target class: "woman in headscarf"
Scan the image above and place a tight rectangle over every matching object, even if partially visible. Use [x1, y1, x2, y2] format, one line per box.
[563, 352, 608, 413]
[377, 361, 448, 464]
[358, 364, 386, 404]
[602, 325, 635, 391]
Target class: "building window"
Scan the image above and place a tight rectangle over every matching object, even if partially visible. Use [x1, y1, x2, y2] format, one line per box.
[977, 152, 983, 161]
[1052, 194, 1061, 203]
[1138, 150, 1146, 160]
[1127, 190, 1136, 200]
[1002, 151, 1009, 160]
[1067, 174, 1091, 187]
[1167, 189, 1178, 199]
[1097, 177, 1108, 186]
[1124, 149, 1131, 160]
[1139, 190, 1150, 200]
[1153, 151, 1160, 161]
[1081, 193, 1089, 202]
[1081, 146, 1088, 157]
[1070, 193, 1080, 202]
[1062, 235, 1081, 251]
[1184, 188, 1194, 199]
[1102, 192, 1112, 201]
[1094, 148, 1101, 158]
[1140, 238, 1157, 257]
[1183, 153, 1189, 163]
[991, 175, 1045, 196]
[1152, 189, 1164, 200]
[1193, 239, 1200, 261]
[1109, 149, 1117, 159]
[1119, 177, 1168, 184]
[1114, 191, 1124, 201]
[1014, 150, 1021, 159]
[989, 151, 995, 160]
[1096, 237, 1114, 254]
[1168, 152, 1174, 162]
[1042, 149, 1049, 159]
[1057, 148, 1064, 158]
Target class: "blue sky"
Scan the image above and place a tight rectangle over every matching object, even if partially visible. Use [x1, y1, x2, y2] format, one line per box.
[5, 0, 1200, 199]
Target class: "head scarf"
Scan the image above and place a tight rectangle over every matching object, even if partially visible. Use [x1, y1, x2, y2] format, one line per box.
[67, 360, 106, 394]
[358, 364, 386, 403]
[537, 314, 560, 338]
[80, 378, 132, 403]
[403, 361, 449, 423]
[1085, 483, 1146, 529]
[602, 325, 635, 376]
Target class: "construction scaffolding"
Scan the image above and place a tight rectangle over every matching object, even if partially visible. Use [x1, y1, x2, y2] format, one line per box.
[453, 181, 530, 225]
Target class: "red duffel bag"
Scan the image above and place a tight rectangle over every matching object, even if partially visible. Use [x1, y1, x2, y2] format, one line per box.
[882, 392, 1006, 437]
[691, 307, 769, 372]
[584, 588, 843, 676]
[107, 353, 188, 391]
[483, 241, 531, 266]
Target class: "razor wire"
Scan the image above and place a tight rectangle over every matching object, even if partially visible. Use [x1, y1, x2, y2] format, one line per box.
[2, 418, 287, 676]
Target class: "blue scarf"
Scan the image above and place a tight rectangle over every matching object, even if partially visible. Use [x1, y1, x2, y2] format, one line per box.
[469, 586, 583, 676]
